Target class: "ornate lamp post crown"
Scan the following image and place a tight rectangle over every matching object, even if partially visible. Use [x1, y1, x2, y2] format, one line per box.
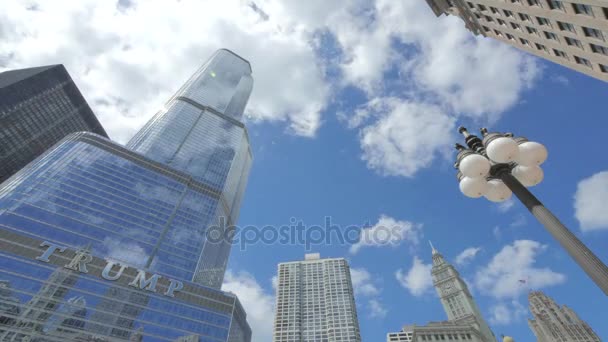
[453, 126, 608, 296]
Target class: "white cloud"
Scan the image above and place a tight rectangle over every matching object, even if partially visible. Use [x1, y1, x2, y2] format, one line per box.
[489, 300, 527, 326]
[574, 171, 608, 232]
[0, 0, 329, 142]
[455, 247, 482, 266]
[493, 226, 502, 240]
[350, 214, 423, 254]
[222, 270, 275, 342]
[350, 267, 387, 319]
[497, 198, 515, 213]
[368, 299, 388, 318]
[475, 240, 566, 299]
[358, 99, 456, 177]
[396, 256, 433, 297]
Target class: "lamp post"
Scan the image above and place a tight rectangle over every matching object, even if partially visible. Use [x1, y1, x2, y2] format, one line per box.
[454, 126, 608, 296]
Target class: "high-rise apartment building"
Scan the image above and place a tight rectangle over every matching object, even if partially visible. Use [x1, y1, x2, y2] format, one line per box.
[528, 291, 600, 341]
[0, 64, 108, 183]
[0, 49, 253, 341]
[387, 245, 496, 342]
[273, 253, 362, 342]
[425, 0, 608, 82]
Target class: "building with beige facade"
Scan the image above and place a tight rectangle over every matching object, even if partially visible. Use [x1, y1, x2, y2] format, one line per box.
[528, 291, 600, 342]
[425, 0, 608, 82]
[387, 245, 496, 342]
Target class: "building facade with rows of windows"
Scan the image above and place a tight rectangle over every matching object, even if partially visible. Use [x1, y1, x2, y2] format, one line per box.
[273, 254, 361, 342]
[528, 291, 601, 341]
[425, 0, 608, 82]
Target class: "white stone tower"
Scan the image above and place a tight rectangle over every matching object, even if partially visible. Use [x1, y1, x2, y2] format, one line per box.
[430, 242, 496, 342]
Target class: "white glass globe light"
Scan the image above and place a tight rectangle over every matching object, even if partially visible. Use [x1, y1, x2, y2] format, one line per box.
[459, 154, 491, 178]
[486, 137, 519, 163]
[484, 179, 512, 202]
[459, 177, 489, 198]
[516, 141, 548, 166]
[512, 165, 544, 187]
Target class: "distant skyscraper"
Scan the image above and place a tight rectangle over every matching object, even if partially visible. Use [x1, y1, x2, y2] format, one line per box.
[387, 244, 496, 342]
[528, 291, 600, 342]
[0, 49, 254, 341]
[127, 49, 253, 288]
[273, 253, 362, 342]
[0, 64, 108, 183]
[424, 0, 608, 82]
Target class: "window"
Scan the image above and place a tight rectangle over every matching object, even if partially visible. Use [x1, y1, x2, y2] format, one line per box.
[553, 49, 567, 58]
[520, 38, 530, 46]
[519, 13, 531, 21]
[497, 19, 506, 26]
[494, 29, 503, 37]
[544, 31, 559, 40]
[557, 21, 576, 33]
[537, 17, 551, 26]
[477, 4, 487, 11]
[482, 25, 491, 32]
[591, 43, 608, 55]
[503, 9, 514, 17]
[565, 37, 583, 48]
[467, 2, 475, 9]
[600, 64, 608, 73]
[510, 0, 522, 4]
[527, 26, 538, 35]
[506, 33, 516, 40]
[490, 7, 499, 14]
[574, 56, 592, 67]
[535, 43, 548, 52]
[548, 0, 564, 10]
[583, 27, 605, 40]
[485, 15, 494, 22]
[527, 0, 541, 6]
[511, 22, 521, 30]
[572, 3, 594, 16]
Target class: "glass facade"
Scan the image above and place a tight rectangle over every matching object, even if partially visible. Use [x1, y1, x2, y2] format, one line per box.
[0, 64, 108, 183]
[0, 133, 251, 342]
[0, 49, 254, 341]
[127, 49, 253, 289]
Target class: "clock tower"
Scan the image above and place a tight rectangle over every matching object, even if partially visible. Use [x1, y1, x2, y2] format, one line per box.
[430, 242, 496, 342]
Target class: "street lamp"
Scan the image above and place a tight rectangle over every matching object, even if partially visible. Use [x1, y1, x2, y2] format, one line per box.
[454, 126, 608, 296]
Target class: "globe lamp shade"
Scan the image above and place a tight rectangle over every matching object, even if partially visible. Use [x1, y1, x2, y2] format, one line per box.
[512, 165, 544, 187]
[516, 141, 548, 166]
[484, 179, 512, 202]
[459, 154, 491, 178]
[486, 137, 519, 163]
[459, 177, 489, 198]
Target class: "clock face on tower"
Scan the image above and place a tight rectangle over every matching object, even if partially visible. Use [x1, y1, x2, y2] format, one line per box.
[440, 281, 455, 296]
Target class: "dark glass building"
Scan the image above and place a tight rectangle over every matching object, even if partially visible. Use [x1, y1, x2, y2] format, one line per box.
[0, 49, 254, 341]
[0, 64, 108, 183]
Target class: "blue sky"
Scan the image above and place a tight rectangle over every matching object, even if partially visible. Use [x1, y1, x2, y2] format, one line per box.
[1, 1, 607, 341]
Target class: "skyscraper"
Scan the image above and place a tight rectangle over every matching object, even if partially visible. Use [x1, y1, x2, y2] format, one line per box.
[430, 244, 495, 342]
[387, 245, 496, 342]
[273, 253, 362, 342]
[528, 291, 600, 342]
[0, 49, 253, 341]
[127, 49, 253, 289]
[0, 64, 108, 183]
[424, 0, 608, 82]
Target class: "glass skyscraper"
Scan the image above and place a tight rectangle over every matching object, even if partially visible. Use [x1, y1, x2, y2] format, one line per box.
[0, 49, 253, 341]
[0, 64, 108, 183]
[127, 49, 253, 289]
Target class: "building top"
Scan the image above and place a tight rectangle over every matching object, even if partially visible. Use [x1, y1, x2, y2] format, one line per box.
[0, 64, 60, 89]
[305, 253, 320, 260]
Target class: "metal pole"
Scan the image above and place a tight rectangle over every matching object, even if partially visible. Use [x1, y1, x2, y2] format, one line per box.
[500, 172, 608, 296]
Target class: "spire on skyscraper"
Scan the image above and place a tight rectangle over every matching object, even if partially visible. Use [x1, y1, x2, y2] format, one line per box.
[429, 241, 439, 255]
